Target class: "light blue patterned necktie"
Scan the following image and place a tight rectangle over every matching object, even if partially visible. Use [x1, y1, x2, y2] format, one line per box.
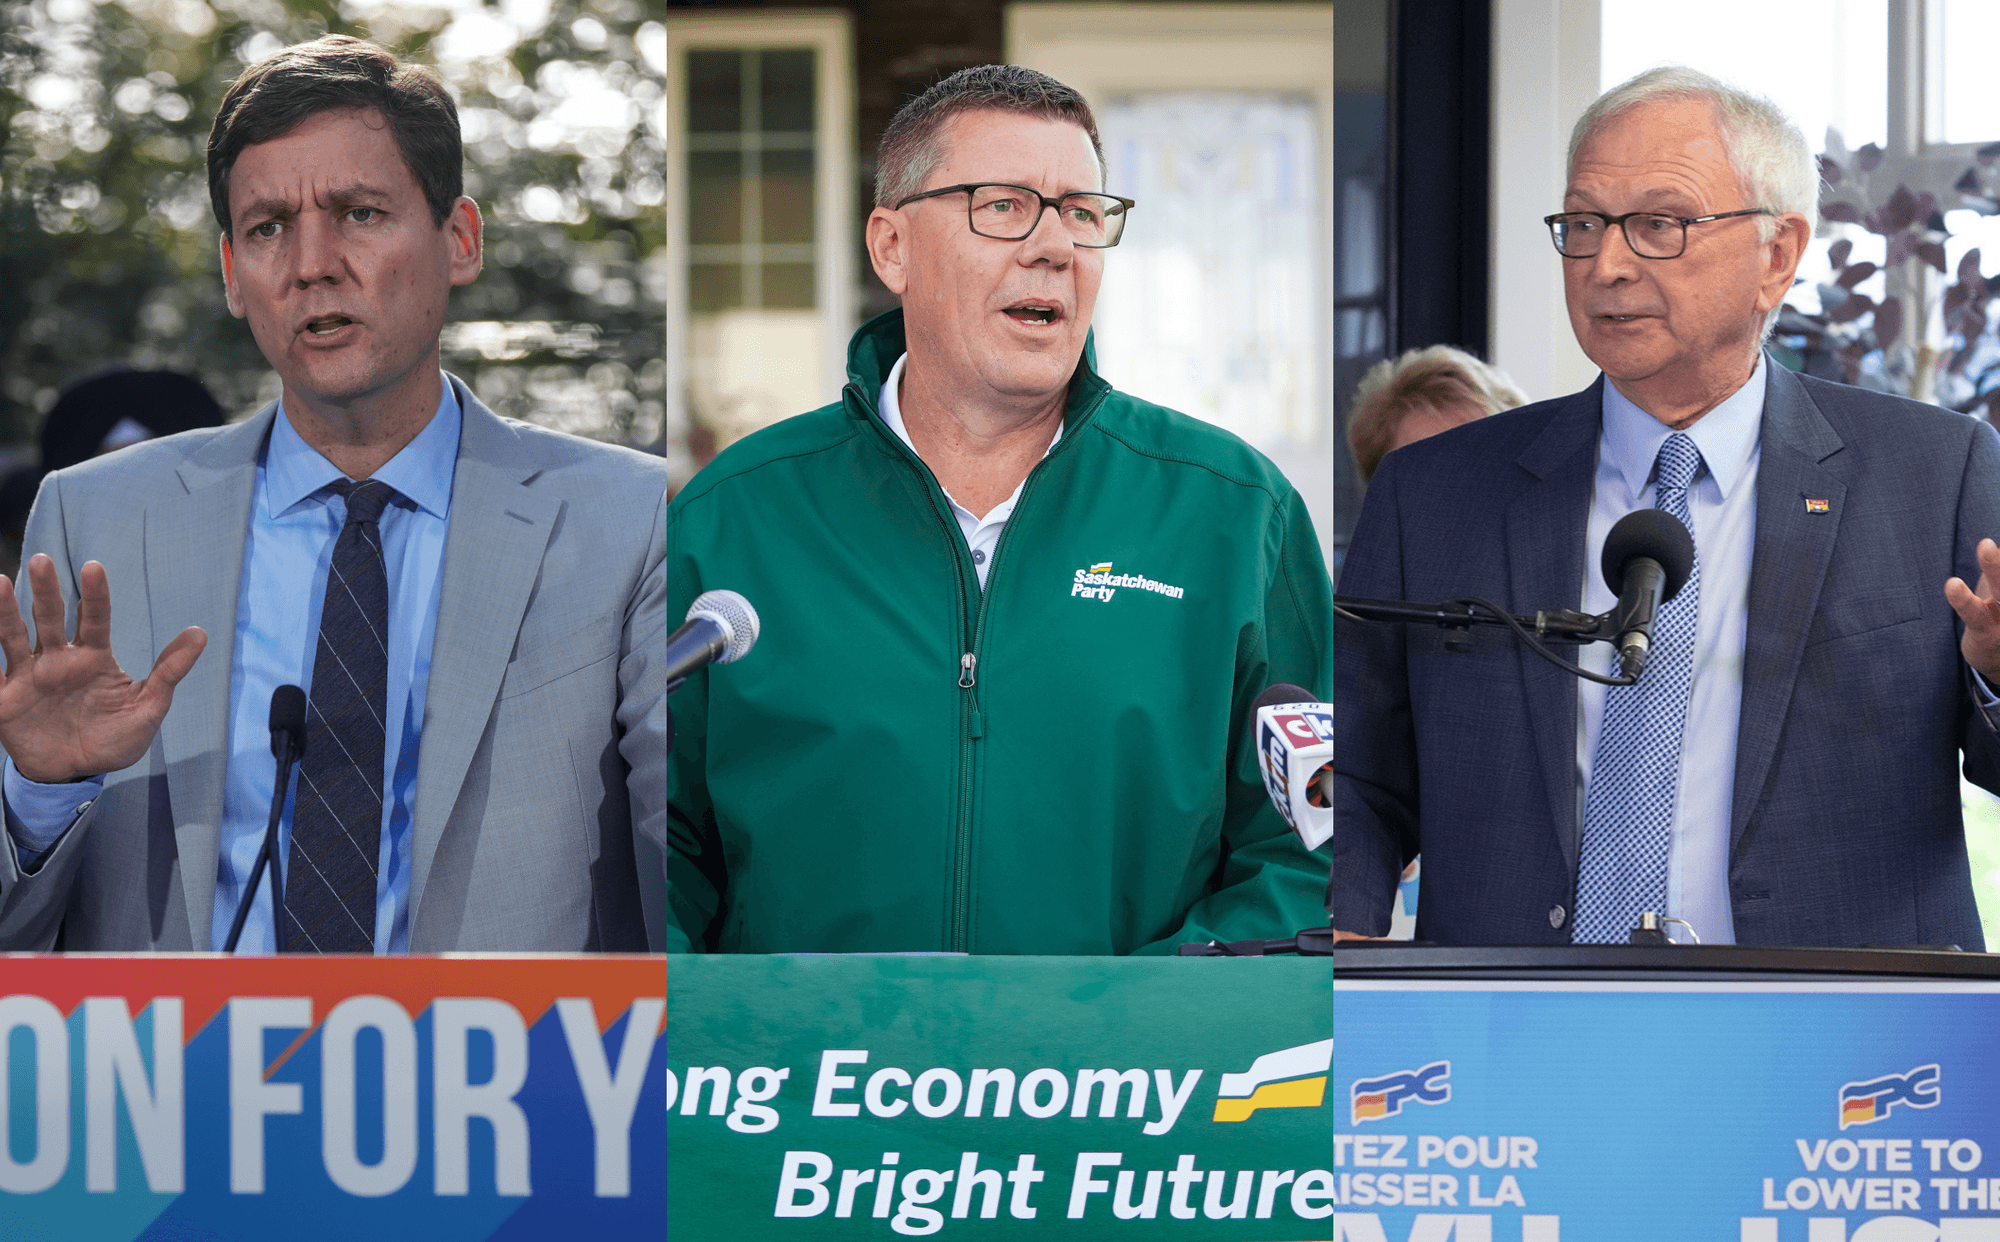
[1574, 432, 1703, 943]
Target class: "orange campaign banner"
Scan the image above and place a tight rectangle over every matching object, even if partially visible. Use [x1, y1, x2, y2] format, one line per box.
[0, 953, 666, 1242]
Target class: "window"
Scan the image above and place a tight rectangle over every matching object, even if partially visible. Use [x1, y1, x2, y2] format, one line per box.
[1929, 0, 2000, 146]
[666, 14, 853, 480]
[1093, 92, 1323, 451]
[1006, 2, 1335, 570]
[686, 49, 820, 319]
[1600, 0, 1888, 152]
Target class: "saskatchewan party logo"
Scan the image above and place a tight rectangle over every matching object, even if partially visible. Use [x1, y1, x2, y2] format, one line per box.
[1351, 1060, 1451, 1125]
[1838, 1063, 1940, 1129]
[1070, 561, 1188, 604]
[1211, 1039, 1331, 1122]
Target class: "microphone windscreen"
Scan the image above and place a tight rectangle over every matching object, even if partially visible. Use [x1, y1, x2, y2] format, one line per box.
[269, 684, 306, 758]
[1600, 508, 1696, 603]
[1252, 682, 1317, 713]
[687, 589, 760, 665]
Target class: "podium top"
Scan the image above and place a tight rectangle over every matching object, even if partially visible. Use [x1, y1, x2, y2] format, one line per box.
[1328, 942, 2000, 982]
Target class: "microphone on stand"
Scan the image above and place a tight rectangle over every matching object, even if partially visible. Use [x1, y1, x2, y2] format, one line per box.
[666, 589, 761, 694]
[1600, 508, 1697, 681]
[223, 685, 306, 954]
[1332, 508, 1700, 688]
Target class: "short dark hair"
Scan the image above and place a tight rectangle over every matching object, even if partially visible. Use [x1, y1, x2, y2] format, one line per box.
[875, 64, 1104, 208]
[207, 35, 462, 236]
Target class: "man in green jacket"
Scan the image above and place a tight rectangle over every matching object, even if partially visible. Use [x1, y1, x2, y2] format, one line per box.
[666, 65, 1332, 954]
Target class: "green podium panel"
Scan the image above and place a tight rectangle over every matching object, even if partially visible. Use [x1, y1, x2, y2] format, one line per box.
[666, 955, 1334, 1238]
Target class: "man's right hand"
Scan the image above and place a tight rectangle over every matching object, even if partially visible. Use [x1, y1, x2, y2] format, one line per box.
[0, 555, 205, 784]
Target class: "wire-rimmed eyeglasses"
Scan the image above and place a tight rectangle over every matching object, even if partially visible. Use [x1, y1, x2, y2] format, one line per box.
[1543, 208, 1775, 259]
[896, 183, 1136, 248]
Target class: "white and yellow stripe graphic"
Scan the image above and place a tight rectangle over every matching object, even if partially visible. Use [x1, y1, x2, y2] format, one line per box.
[1212, 1038, 1332, 1122]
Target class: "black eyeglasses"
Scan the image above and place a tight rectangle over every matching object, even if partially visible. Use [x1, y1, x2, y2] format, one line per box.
[1543, 208, 1775, 259]
[896, 183, 1136, 248]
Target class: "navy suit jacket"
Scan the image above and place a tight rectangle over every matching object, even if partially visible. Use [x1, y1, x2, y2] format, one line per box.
[1332, 361, 2000, 948]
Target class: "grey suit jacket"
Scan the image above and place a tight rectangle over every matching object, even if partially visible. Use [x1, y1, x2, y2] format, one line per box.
[0, 377, 669, 951]
[1333, 361, 2000, 948]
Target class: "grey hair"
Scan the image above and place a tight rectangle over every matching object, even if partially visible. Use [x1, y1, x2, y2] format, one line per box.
[1568, 66, 1819, 242]
[874, 64, 1104, 209]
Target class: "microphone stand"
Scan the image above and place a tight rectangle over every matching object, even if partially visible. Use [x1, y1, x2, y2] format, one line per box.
[1335, 594, 1638, 687]
[1176, 930, 1440, 956]
[1335, 595, 1607, 642]
[1178, 929, 1340, 956]
[223, 732, 302, 954]
[1214, 594, 1635, 957]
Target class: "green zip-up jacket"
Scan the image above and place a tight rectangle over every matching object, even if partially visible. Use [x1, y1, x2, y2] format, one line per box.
[666, 310, 1333, 954]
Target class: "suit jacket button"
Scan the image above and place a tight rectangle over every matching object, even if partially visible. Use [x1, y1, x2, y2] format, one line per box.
[1549, 905, 1566, 929]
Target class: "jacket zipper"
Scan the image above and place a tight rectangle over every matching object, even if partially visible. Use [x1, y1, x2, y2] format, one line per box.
[846, 382, 989, 952]
[845, 377, 1110, 952]
[947, 449, 1065, 950]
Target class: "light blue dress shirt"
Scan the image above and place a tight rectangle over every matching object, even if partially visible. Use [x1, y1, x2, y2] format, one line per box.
[1574, 358, 1764, 947]
[4, 380, 459, 953]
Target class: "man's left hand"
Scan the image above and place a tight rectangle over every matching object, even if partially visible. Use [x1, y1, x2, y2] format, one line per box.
[1946, 537, 2000, 682]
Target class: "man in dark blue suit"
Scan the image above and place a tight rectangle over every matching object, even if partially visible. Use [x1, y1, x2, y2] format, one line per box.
[1333, 66, 2000, 949]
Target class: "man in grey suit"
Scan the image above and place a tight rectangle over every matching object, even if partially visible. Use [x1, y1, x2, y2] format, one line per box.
[1333, 67, 2000, 948]
[0, 36, 666, 951]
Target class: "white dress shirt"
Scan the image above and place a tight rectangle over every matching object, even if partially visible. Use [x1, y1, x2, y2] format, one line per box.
[878, 353, 1061, 589]
[1575, 358, 1766, 946]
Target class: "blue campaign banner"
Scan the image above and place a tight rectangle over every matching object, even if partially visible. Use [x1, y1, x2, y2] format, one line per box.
[1332, 981, 2000, 1240]
[0, 955, 666, 1241]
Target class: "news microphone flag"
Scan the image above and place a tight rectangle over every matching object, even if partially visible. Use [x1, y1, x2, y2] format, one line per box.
[1252, 686, 1332, 851]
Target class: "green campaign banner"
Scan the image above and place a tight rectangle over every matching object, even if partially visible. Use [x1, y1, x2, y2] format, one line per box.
[665, 955, 1333, 1238]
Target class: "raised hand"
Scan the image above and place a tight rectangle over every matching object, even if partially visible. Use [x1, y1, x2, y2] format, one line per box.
[0, 555, 205, 784]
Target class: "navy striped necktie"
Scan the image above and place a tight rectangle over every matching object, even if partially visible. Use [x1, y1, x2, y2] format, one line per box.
[282, 478, 395, 953]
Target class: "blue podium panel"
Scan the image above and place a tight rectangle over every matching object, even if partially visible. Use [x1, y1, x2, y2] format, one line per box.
[1334, 976, 2000, 1241]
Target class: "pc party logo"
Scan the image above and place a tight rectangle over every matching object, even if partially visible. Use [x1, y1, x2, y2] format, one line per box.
[1211, 1039, 1330, 1122]
[1837, 1064, 1940, 1129]
[1351, 1061, 1451, 1125]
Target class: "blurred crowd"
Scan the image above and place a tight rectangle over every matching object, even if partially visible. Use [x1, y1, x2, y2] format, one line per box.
[0, 367, 224, 576]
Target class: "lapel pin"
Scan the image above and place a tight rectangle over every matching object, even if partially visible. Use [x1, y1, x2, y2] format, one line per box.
[1805, 498, 1830, 514]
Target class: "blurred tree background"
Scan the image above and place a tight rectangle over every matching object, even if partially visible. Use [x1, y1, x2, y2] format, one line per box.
[0, 0, 666, 449]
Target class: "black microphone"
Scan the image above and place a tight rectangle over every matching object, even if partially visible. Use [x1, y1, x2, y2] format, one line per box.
[1251, 682, 1316, 713]
[269, 684, 306, 764]
[1600, 508, 1697, 680]
[223, 685, 306, 953]
[667, 590, 761, 689]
